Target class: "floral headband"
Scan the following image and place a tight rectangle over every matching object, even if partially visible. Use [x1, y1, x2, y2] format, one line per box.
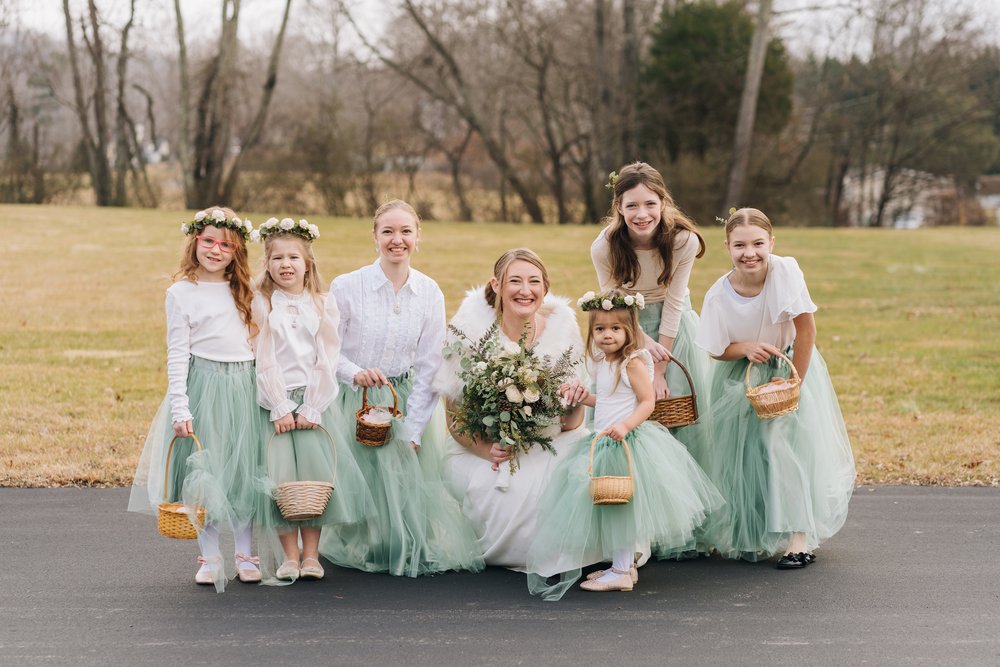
[181, 207, 253, 241]
[577, 290, 645, 311]
[251, 217, 320, 243]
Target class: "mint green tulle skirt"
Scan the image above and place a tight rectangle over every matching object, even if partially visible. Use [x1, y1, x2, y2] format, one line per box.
[638, 299, 712, 470]
[702, 348, 856, 561]
[128, 357, 268, 531]
[318, 374, 484, 577]
[526, 423, 725, 600]
[254, 387, 373, 531]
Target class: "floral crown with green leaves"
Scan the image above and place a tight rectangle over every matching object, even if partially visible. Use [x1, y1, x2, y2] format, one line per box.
[577, 290, 645, 312]
[250, 217, 320, 243]
[715, 206, 738, 225]
[180, 207, 253, 241]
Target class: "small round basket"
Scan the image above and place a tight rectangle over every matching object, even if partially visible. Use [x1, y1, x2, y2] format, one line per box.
[649, 356, 699, 429]
[588, 431, 634, 506]
[270, 425, 338, 521]
[745, 351, 801, 420]
[157, 434, 206, 540]
[355, 383, 402, 447]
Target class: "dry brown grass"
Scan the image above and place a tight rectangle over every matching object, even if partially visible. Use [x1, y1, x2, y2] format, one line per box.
[1, 204, 997, 487]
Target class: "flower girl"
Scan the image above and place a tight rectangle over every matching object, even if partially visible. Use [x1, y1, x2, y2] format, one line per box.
[526, 291, 723, 600]
[251, 218, 371, 583]
[129, 207, 266, 591]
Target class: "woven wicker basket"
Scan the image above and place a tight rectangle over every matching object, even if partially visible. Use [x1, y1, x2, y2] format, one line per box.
[355, 383, 403, 447]
[270, 425, 338, 521]
[588, 432, 634, 505]
[157, 434, 206, 540]
[649, 356, 699, 429]
[745, 351, 801, 419]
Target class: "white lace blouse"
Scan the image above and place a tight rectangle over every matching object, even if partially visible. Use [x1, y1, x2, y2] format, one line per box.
[165, 280, 253, 424]
[331, 260, 446, 445]
[252, 289, 341, 424]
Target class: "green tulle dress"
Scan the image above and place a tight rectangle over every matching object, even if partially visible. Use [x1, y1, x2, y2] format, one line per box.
[318, 374, 484, 576]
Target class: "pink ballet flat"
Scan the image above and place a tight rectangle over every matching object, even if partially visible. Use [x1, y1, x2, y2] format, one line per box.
[579, 567, 633, 592]
[585, 564, 638, 584]
[195, 556, 219, 586]
[235, 553, 262, 583]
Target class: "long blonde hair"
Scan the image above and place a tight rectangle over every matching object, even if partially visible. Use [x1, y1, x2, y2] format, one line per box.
[485, 248, 550, 317]
[173, 205, 257, 338]
[257, 233, 326, 314]
[604, 162, 705, 287]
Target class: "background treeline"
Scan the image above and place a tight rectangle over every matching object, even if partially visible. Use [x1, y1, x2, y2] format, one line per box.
[2, 0, 999, 226]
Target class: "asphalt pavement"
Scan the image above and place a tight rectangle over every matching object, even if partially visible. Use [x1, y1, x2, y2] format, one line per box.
[0, 486, 997, 666]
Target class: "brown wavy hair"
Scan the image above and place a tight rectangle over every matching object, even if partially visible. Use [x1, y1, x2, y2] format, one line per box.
[585, 292, 642, 391]
[485, 248, 550, 318]
[604, 162, 705, 287]
[257, 233, 326, 314]
[173, 206, 257, 339]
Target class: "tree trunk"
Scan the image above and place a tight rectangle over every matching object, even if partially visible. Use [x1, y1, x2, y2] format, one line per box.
[723, 0, 772, 210]
[621, 0, 639, 163]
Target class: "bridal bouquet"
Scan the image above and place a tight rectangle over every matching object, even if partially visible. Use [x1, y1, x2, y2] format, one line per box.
[445, 322, 576, 487]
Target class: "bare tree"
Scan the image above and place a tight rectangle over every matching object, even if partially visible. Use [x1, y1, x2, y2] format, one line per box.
[174, 0, 293, 209]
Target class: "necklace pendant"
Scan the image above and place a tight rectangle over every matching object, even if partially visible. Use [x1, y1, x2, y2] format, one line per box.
[393, 303, 401, 315]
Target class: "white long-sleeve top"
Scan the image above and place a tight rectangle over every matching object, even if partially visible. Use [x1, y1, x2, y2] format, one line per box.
[591, 227, 700, 338]
[165, 280, 253, 424]
[331, 260, 446, 445]
[252, 289, 341, 424]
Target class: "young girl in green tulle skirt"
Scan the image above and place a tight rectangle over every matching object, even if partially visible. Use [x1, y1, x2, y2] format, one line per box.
[525, 291, 723, 600]
[128, 207, 267, 591]
[251, 218, 372, 583]
[695, 208, 856, 569]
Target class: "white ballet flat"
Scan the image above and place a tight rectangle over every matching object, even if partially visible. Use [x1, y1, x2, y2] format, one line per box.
[585, 564, 638, 584]
[276, 560, 300, 581]
[579, 567, 633, 592]
[299, 557, 325, 580]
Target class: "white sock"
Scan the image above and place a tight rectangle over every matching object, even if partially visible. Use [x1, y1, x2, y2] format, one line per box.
[234, 524, 257, 571]
[596, 549, 634, 583]
[197, 524, 221, 573]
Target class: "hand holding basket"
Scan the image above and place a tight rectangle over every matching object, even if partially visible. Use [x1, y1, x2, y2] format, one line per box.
[157, 434, 207, 540]
[268, 424, 337, 521]
[745, 351, 801, 419]
[355, 382, 403, 446]
[649, 356, 699, 428]
[588, 431, 634, 505]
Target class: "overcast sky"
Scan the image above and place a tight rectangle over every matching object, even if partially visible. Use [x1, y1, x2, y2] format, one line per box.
[11, 0, 1000, 58]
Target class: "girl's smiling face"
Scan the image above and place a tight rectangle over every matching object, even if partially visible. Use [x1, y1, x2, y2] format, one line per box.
[266, 237, 308, 293]
[374, 208, 420, 265]
[493, 259, 547, 320]
[194, 225, 236, 280]
[726, 223, 775, 278]
[619, 183, 663, 246]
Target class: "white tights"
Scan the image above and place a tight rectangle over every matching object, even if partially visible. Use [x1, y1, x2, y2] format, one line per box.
[197, 523, 255, 571]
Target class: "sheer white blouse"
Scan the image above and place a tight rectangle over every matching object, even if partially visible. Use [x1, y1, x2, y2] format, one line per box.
[331, 260, 446, 445]
[165, 280, 253, 424]
[253, 289, 342, 424]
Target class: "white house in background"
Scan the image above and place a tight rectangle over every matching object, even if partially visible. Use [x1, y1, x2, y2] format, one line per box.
[840, 168, 959, 227]
[976, 175, 1000, 225]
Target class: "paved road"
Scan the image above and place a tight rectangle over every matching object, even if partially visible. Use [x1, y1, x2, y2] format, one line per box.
[0, 486, 997, 666]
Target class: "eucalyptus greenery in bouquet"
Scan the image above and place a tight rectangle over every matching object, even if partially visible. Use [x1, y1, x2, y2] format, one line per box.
[444, 322, 576, 476]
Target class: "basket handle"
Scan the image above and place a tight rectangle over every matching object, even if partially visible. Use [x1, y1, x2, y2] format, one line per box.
[361, 381, 399, 414]
[667, 355, 697, 398]
[266, 423, 338, 483]
[587, 430, 634, 479]
[745, 350, 801, 391]
[162, 434, 203, 503]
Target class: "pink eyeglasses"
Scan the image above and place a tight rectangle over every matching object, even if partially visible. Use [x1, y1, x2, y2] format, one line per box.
[196, 235, 237, 253]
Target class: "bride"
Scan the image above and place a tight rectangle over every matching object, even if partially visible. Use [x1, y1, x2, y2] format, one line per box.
[435, 248, 589, 568]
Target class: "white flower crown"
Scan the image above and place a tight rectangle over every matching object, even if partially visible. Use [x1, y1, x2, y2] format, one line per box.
[180, 207, 253, 241]
[250, 217, 320, 243]
[577, 290, 645, 311]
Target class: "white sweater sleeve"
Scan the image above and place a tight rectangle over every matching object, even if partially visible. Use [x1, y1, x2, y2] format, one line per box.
[402, 287, 446, 445]
[299, 294, 342, 424]
[658, 231, 699, 338]
[253, 294, 298, 421]
[165, 290, 193, 424]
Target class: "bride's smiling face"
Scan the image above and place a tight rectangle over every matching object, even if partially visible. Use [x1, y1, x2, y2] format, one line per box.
[493, 259, 547, 319]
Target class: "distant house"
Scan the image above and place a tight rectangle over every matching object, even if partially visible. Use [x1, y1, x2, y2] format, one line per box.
[840, 168, 960, 227]
[976, 175, 1000, 225]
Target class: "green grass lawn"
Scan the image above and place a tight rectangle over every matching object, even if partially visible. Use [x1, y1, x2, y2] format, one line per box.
[1, 204, 997, 486]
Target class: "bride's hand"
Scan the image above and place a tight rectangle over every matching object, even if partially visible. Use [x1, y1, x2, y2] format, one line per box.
[558, 381, 589, 407]
[488, 442, 512, 470]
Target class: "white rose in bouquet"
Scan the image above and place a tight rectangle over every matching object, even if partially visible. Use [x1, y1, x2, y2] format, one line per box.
[505, 385, 524, 404]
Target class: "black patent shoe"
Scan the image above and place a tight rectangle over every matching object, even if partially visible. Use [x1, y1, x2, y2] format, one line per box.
[803, 552, 817, 565]
[775, 552, 808, 569]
